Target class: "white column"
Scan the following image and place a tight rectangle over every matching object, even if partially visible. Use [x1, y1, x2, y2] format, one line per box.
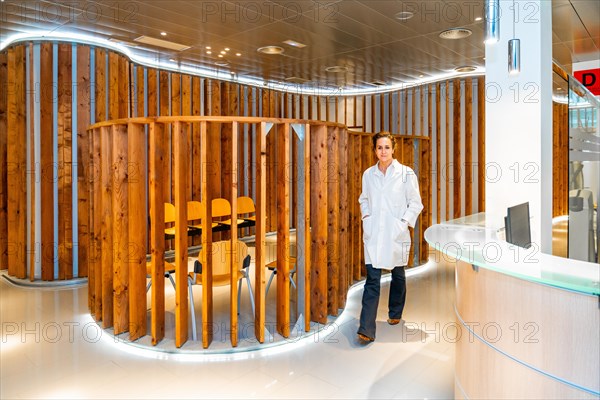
[484, 0, 553, 253]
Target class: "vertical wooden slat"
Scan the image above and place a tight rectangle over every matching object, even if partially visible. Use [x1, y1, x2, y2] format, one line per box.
[159, 71, 170, 208]
[421, 139, 431, 263]
[108, 52, 119, 120]
[327, 126, 339, 315]
[403, 90, 408, 135]
[477, 77, 485, 212]
[453, 79, 461, 219]
[465, 79, 473, 216]
[221, 83, 233, 241]
[200, 121, 214, 348]
[208, 80, 222, 240]
[352, 134, 361, 281]
[100, 125, 114, 327]
[58, 43, 73, 279]
[310, 125, 328, 324]
[112, 124, 129, 335]
[40, 42, 54, 281]
[92, 128, 103, 319]
[118, 57, 128, 118]
[254, 122, 267, 343]
[277, 123, 290, 337]
[135, 66, 144, 117]
[181, 75, 192, 203]
[191, 77, 202, 246]
[435, 83, 441, 223]
[95, 48, 106, 122]
[411, 89, 416, 136]
[0, 51, 8, 270]
[7, 46, 27, 278]
[77, 45, 91, 278]
[338, 127, 348, 307]
[128, 122, 147, 341]
[230, 121, 239, 346]
[303, 122, 312, 332]
[149, 122, 166, 345]
[173, 121, 189, 348]
[445, 82, 450, 221]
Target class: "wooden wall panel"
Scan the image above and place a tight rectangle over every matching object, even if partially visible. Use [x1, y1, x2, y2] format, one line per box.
[338, 127, 349, 308]
[58, 43, 73, 279]
[0, 51, 8, 271]
[108, 52, 119, 120]
[453, 79, 461, 219]
[477, 77, 485, 212]
[100, 126, 114, 327]
[191, 77, 202, 246]
[77, 45, 91, 278]
[200, 121, 214, 348]
[112, 124, 129, 335]
[40, 43, 54, 281]
[6, 46, 27, 278]
[92, 128, 102, 319]
[465, 79, 473, 216]
[254, 122, 267, 343]
[118, 58, 128, 118]
[552, 102, 569, 217]
[310, 125, 328, 324]
[95, 48, 106, 122]
[173, 122, 189, 348]
[149, 122, 166, 345]
[276, 123, 291, 337]
[327, 126, 339, 315]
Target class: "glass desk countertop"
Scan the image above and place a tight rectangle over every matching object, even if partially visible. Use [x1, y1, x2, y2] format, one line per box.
[425, 214, 600, 296]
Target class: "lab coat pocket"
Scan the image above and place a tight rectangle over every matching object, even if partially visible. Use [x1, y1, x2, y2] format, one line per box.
[362, 217, 372, 243]
[393, 217, 408, 243]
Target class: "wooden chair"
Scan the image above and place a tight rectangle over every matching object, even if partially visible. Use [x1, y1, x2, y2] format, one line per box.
[187, 201, 220, 234]
[265, 258, 297, 296]
[237, 196, 257, 226]
[145, 261, 176, 292]
[187, 240, 255, 341]
[212, 198, 245, 228]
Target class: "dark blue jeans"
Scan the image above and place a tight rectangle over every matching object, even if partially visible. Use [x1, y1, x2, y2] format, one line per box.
[358, 264, 406, 339]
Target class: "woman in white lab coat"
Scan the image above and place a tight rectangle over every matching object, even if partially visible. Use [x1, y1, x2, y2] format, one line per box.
[357, 132, 423, 343]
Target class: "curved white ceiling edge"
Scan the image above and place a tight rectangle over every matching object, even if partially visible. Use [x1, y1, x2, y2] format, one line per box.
[1, 32, 485, 96]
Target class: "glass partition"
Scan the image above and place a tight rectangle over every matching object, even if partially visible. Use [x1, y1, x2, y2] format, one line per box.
[568, 77, 599, 264]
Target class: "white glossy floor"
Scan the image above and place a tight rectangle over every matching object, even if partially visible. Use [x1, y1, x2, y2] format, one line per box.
[0, 260, 456, 399]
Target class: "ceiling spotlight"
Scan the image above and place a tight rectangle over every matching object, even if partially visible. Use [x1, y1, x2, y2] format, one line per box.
[454, 66, 477, 73]
[206, 51, 212, 54]
[325, 66, 348, 73]
[439, 28, 472, 39]
[205, 46, 211, 50]
[283, 39, 307, 48]
[160, 32, 167, 36]
[236, 53, 241, 56]
[220, 50, 226, 54]
[419, 74, 424, 78]
[484, 0, 500, 44]
[224, 47, 230, 51]
[394, 11, 414, 20]
[257, 46, 284, 55]
[475, 17, 482, 21]
[218, 54, 224, 58]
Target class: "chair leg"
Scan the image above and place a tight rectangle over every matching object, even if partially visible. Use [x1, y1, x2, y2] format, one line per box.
[168, 274, 176, 290]
[246, 273, 255, 317]
[265, 270, 276, 296]
[188, 278, 197, 341]
[290, 273, 297, 290]
[237, 278, 243, 315]
[146, 280, 152, 293]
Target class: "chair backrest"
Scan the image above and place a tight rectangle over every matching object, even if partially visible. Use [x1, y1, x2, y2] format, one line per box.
[199, 240, 249, 286]
[237, 196, 256, 216]
[165, 203, 176, 224]
[212, 198, 231, 219]
[187, 201, 205, 222]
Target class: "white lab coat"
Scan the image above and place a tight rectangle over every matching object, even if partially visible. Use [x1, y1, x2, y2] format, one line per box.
[359, 159, 423, 269]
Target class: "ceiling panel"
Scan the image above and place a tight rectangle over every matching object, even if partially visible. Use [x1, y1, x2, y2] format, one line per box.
[0, 0, 597, 89]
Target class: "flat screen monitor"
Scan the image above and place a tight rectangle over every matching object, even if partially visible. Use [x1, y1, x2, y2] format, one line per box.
[504, 202, 532, 249]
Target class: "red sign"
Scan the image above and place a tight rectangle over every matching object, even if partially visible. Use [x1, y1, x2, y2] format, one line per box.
[574, 68, 600, 96]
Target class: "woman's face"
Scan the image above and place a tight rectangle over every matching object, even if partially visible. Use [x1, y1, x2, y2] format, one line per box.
[375, 137, 393, 164]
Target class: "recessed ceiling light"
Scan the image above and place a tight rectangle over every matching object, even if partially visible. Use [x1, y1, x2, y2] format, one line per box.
[160, 32, 167, 36]
[220, 51, 226, 55]
[169, 58, 175, 62]
[224, 47, 230, 51]
[218, 54, 224, 58]
[475, 17, 482, 21]
[439, 28, 472, 39]
[557, 87, 563, 91]
[283, 39, 307, 48]
[206, 51, 212, 54]
[395, 11, 414, 20]
[257, 46, 284, 55]
[325, 66, 348, 73]
[205, 46, 211, 50]
[236, 53, 241, 56]
[454, 66, 477, 73]
[419, 74, 424, 78]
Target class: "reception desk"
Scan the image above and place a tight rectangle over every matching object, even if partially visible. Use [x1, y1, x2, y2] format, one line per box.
[425, 214, 600, 399]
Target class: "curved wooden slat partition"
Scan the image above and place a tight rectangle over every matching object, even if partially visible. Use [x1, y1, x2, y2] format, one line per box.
[85, 116, 429, 348]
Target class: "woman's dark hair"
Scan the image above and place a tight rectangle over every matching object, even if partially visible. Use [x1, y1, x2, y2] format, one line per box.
[372, 131, 396, 150]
